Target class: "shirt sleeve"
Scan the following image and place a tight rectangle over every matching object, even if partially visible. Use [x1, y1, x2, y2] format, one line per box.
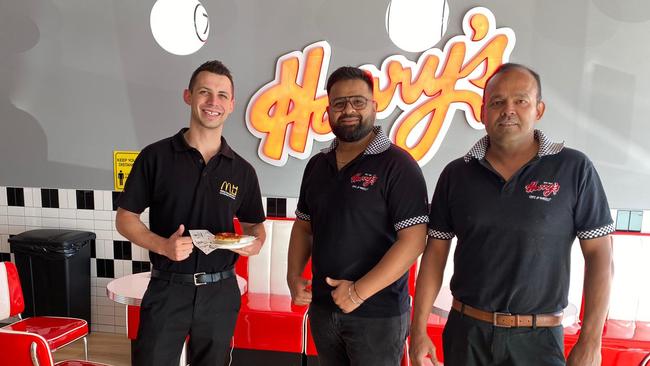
[428, 162, 455, 240]
[574, 156, 614, 239]
[236, 164, 266, 224]
[386, 151, 429, 232]
[117, 147, 152, 214]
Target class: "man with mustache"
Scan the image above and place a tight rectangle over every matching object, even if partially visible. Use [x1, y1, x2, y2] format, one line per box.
[287, 66, 429, 365]
[116, 60, 266, 366]
[410, 63, 613, 366]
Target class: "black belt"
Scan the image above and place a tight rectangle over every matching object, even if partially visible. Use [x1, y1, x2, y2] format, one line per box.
[151, 269, 235, 286]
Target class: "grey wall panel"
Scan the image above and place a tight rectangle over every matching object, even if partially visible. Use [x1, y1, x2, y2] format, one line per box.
[1, 0, 649, 207]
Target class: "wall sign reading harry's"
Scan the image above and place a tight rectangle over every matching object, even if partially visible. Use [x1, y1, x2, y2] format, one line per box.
[246, 7, 516, 167]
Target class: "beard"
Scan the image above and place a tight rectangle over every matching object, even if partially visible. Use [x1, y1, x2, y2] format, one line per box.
[331, 114, 375, 142]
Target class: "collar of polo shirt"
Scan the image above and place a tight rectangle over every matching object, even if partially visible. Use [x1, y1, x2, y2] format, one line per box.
[464, 129, 564, 163]
[170, 128, 235, 159]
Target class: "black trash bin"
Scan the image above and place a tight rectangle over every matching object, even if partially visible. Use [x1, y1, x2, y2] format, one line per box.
[9, 229, 95, 325]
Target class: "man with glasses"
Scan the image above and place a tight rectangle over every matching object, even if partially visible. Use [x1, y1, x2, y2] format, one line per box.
[287, 66, 429, 365]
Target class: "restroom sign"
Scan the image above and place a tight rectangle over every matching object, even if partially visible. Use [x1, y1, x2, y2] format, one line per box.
[113, 151, 139, 192]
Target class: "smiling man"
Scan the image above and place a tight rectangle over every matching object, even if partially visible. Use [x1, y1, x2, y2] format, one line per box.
[115, 60, 266, 366]
[287, 66, 429, 366]
[410, 63, 614, 366]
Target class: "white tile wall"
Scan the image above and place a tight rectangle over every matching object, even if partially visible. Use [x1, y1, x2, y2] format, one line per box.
[102, 191, 113, 212]
[642, 210, 650, 233]
[24, 207, 41, 217]
[7, 207, 25, 216]
[8, 216, 25, 226]
[286, 197, 298, 218]
[32, 189, 42, 208]
[66, 190, 77, 210]
[58, 189, 68, 209]
[0, 187, 7, 206]
[23, 188, 34, 207]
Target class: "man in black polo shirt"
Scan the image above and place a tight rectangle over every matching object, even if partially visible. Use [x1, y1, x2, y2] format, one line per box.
[116, 60, 266, 366]
[287, 66, 429, 366]
[410, 63, 613, 366]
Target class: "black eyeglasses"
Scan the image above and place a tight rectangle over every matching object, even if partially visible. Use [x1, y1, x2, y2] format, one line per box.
[329, 96, 370, 112]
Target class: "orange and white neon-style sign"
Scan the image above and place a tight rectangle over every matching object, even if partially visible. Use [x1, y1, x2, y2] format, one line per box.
[246, 7, 515, 166]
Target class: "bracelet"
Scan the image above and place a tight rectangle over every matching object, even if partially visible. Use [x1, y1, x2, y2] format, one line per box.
[348, 285, 362, 305]
[353, 282, 367, 302]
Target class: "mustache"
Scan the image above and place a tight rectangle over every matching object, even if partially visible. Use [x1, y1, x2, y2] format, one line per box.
[336, 114, 361, 121]
[497, 115, 518, 123]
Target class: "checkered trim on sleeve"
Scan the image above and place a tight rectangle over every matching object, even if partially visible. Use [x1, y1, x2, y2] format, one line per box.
[427, 228, 455, 240]
[320, 126, 390, 155]
[463, 130, 564, 162]
[295, 210, 311, 221]
[394, 215, 429, 231]
[576, 223, 615, 240]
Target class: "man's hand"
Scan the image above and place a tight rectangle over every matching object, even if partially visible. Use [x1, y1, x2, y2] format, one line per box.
[231, 237, 263, 257]
[288, 275, 312, 306]
[410, 331, 440, 366]
[161, 224, 194, 261]
[326, 277, 361, 313]
[567, 338, 601, 366]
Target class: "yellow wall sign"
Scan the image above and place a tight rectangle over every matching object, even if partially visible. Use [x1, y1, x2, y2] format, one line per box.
[113, 151, 139, 191]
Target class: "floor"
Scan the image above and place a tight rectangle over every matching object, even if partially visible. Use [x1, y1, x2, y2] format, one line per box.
[53, 331, 131, 366]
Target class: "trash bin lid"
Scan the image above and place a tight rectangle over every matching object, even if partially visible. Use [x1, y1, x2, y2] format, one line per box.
[9, 229, 96, 257]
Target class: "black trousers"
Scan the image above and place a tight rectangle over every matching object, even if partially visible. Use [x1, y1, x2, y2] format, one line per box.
[442, 309, 566, 366]
[308, 304, 409, 366]
[133, 276, 241, 366]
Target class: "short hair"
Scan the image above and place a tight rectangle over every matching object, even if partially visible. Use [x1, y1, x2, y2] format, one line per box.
[486, 63, 542, 102]
[188, 60, 234, 94]
[326, 66, 374, 94]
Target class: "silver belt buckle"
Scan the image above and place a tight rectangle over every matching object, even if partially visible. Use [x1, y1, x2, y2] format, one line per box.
[193, 272, 207, 286]
[493, 312, 512, 328]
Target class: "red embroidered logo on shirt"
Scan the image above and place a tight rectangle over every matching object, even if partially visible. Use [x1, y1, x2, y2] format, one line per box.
[351, 173, 378, 191]
[525, 181, 560, 201]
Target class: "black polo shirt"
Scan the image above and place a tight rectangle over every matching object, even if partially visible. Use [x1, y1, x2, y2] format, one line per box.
[118, 128, 265, 274]
[296, 127, 429, 317]
[428, 130, 614, 314]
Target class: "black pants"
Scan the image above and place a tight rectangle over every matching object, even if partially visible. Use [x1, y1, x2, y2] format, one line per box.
[308, 304, 409, 366]
[442, 309, 566, 366]
[133, 276, 241, 366]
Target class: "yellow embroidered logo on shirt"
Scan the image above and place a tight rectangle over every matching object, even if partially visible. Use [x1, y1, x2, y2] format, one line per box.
[220, 181, 238, 200]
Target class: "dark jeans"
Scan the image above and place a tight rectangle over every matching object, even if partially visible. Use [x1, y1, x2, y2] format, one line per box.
[308, 304, 409, 366]
[443, 309, 566, 366]
[133, 276, 241, 366]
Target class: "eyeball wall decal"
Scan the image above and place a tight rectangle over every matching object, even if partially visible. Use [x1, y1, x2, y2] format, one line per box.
[385, 0, 449, 53]
[150, 0, 210, 55]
